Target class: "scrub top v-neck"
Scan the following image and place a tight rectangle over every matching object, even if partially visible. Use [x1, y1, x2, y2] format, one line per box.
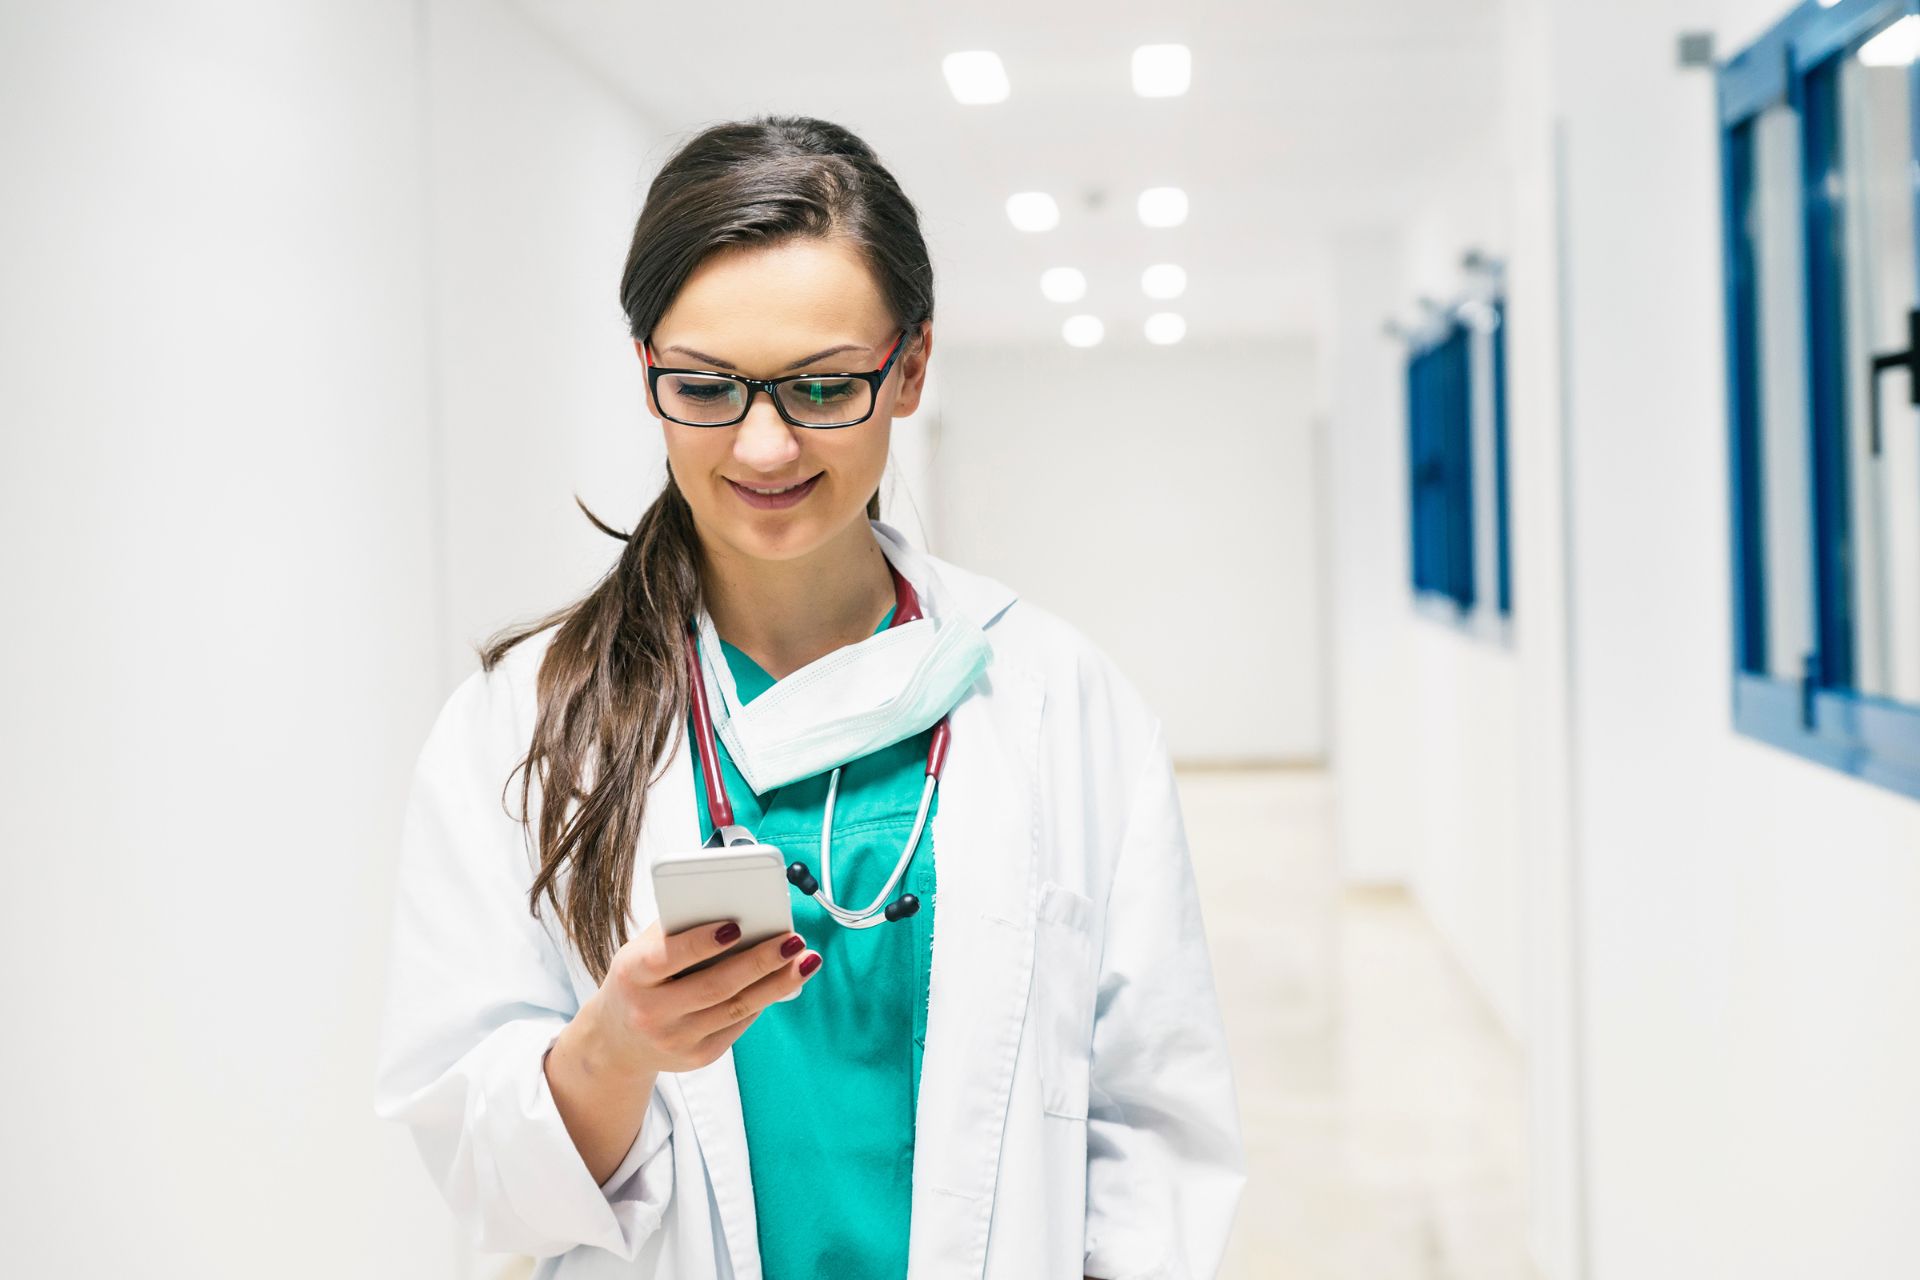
[688, 608, 938, 1280]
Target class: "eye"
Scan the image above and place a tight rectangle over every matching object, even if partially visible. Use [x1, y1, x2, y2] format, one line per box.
[794, 378, 858, 404]
[673, 379, 734, 401]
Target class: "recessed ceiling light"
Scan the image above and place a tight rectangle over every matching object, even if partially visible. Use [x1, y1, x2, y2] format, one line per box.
[1859, 16, 1920, 66]
[1131, 44, 1191, 97]
[1145, 313, 1187, 345]
[1141, 263, 1187, 299]
[1040, 267, 1087, 302]
[942, 51, 1010, 104]
[1007, 192, 1060, 232]
[1137, 187, 1188, 228]
[1063, 315, 1105, 348]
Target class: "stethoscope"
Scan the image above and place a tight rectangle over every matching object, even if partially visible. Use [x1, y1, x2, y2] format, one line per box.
[682, 564, 952, 929]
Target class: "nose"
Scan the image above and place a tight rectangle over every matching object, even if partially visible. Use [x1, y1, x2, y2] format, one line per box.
[731, 391, 803, 472]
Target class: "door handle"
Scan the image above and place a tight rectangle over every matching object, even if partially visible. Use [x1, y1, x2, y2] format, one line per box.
[1869, 307, 1920, 457]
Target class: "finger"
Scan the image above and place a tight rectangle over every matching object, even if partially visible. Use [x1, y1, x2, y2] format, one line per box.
[661, 931, 807, 1017]
[683, 948, 820, 1041]
[693, 1008, 761, 1060]
[646, 917, 753, 984]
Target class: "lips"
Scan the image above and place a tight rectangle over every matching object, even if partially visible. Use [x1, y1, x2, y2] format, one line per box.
[726, 472, 824, 511]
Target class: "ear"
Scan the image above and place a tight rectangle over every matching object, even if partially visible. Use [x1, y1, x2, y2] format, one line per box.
[890, 322, 933, 419]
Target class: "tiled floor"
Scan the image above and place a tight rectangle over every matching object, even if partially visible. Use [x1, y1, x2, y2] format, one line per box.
[478, 768, 1536, 1280]
[1183, 768, 1538, 1280]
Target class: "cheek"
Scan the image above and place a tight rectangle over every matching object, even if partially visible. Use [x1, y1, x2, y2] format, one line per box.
[662, 427, 725, 491]
[833, 424, 892, 489]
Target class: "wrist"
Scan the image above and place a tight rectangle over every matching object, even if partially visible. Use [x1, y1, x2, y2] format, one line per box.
[566, 994, 660, 1085]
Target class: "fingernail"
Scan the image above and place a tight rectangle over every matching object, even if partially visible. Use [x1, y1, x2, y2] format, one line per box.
[798, 952, 822, 978]
[714, 922, 741, 945]
[780, 934, 805, 959]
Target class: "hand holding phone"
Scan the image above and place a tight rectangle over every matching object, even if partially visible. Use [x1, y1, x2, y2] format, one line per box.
[578, 915, 821, 1080]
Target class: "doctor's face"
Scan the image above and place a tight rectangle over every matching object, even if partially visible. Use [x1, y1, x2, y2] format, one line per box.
[641, 237, 930, 567]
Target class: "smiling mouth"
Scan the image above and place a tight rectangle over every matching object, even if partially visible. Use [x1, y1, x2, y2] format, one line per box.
[733, 477, 815, 496]
[725, 472, 824, 508]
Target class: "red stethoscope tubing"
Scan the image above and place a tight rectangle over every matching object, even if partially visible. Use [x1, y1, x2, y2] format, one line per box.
[683, 564, 953, 834]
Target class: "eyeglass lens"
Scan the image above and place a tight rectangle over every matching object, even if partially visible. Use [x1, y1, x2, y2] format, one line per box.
[657, 373, 872, 427]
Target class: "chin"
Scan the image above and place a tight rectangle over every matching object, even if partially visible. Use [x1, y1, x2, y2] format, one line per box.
[715, 508, 851, 564]
[726, 523, 827, 562]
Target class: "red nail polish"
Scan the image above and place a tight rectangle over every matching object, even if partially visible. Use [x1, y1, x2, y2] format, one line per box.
[798, 952, 822, 978]
[714, 922, 741, 945]
[780, 935, 805, 959]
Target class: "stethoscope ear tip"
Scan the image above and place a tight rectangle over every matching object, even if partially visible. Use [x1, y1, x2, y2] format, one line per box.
[883, 893, 920, 922]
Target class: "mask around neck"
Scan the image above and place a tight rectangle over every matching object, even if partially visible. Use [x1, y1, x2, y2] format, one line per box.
[694, 594, 991, 796]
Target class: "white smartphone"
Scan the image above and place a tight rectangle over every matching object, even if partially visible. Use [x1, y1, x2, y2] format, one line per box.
[649, 843, 797, 987]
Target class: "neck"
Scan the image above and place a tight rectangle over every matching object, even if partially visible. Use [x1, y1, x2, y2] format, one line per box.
[699, 517, 896, 680]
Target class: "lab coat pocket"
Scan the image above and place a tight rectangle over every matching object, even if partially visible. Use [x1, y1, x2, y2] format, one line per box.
[1034, 880, 1098, 1120]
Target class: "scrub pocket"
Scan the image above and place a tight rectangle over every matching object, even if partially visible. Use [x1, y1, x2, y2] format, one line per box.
[1033, 880, 1099, 1120]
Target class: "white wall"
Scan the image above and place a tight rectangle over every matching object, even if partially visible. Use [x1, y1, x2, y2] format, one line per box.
[1319, 165, 1534, 1029]
[1554, 1, 1920, 1276]
[932, 339, 1326, 765]
[1321, 230, 1426, 885]
[426, 0, 663, 677]
[0, 4, 657, 1276]
[1325, 0, 1920, 1276]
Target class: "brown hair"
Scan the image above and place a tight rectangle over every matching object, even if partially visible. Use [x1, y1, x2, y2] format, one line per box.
[477, 117, 934, 982]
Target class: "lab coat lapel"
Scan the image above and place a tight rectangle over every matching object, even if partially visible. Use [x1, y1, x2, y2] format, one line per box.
[638, 731, 765, 1279]
[907, 646, 1044, 1277]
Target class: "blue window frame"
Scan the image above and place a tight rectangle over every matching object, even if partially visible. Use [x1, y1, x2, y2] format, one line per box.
[1492, 298, 1513, 616]
[1406, 296, 1514, 624]
[1719, 0, 1920, 801]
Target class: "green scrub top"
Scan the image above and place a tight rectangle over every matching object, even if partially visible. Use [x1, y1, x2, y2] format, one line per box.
[689, 607, 937, 1279]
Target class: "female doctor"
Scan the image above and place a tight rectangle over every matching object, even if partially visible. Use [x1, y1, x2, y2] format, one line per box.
[374, 115, 1244, 1280]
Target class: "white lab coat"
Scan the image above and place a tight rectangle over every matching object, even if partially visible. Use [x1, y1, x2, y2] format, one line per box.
[374, 522, 1245, 1279]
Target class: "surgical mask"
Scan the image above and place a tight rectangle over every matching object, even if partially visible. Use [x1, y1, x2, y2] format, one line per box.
[694, 604, 991, 795]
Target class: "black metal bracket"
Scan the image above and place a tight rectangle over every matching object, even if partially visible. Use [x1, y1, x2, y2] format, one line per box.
[1868, 307, 1920, 457]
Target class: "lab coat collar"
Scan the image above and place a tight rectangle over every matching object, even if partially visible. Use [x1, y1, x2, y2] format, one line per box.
[643, 523, 1037, 1280]
[870, 520, 1019, 634]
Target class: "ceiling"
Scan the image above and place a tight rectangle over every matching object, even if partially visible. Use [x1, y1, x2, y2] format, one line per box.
[508, 0, 1507, 347]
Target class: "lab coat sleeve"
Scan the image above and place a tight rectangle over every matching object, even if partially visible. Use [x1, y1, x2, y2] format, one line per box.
[372, 666, 674, 1260]
[1083, 718, 1247, 1280]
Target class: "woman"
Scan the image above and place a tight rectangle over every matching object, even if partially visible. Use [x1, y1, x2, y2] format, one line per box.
[374, 115, 1244, 1279]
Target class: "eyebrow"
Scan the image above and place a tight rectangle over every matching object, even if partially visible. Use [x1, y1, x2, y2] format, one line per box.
[661, 343, 869, 372]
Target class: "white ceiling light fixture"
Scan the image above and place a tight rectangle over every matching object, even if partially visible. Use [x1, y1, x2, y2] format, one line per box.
[1141, 263, 1187, 299]
[1063, 315, 1105, 348]
[1144, 313, 1187, 345]
[942, 51, 1010, 104]
[1040, 267, 1087, 302]
[1137, 186, 1189, 228]
[1006, 192, 1061, 232]
[1859, 16, 1920, 67]
[1131, 44, 1191, 97]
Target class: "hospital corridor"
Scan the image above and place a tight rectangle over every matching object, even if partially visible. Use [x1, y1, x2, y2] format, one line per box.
[4, 1, 1920, 1278]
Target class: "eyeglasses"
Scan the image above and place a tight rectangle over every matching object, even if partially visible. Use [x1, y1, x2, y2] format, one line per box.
[642, 329, 912, 429]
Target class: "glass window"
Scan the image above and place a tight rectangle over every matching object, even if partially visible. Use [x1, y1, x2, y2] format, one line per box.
[1406, 299, 1511, 624]
[1407, 322, 1476, 612]
[1833, 51, 1920, 704]
[1731, 101, 1819, 685]
[1719, 1, 1920, 802]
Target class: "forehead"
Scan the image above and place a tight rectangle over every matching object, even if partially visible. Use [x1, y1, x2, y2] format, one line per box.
[656, 237, 893, 356]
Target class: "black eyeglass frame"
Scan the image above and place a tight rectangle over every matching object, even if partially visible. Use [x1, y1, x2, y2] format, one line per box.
[642, 327, 916, 429]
